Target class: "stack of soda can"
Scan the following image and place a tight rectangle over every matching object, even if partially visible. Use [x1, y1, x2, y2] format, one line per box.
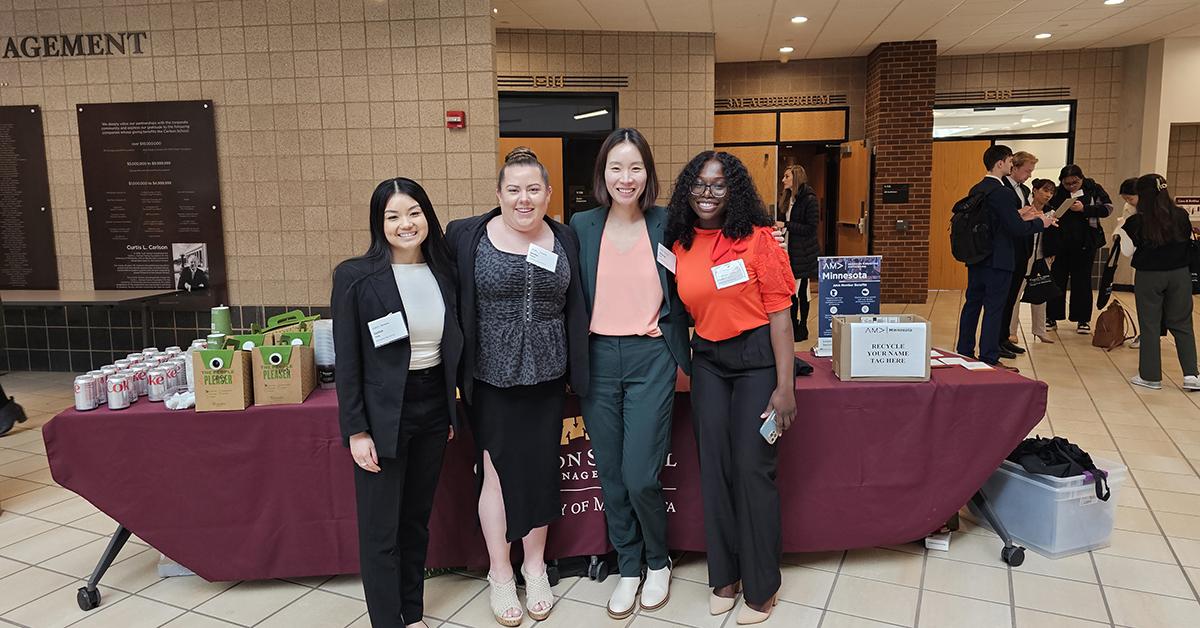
[73, 346, 198, 411]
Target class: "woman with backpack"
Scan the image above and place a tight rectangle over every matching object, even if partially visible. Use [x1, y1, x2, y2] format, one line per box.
[1120, 174, 1200, 392]
[780, 165, 820, 341]
[1044, 164, 1113, 334]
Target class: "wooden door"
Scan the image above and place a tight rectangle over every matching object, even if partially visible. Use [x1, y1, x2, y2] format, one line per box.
[720, 145, 777, 215]
[929, 140, 991, 290]
[836, 140, 871, 256]
[498, 137, 565, 222]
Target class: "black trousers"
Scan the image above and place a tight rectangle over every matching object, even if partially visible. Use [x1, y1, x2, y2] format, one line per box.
[1000, 251, 1031, 344]
[1048, 248, 1096, 323]
[690, 325, 781, 606]
[957, 265, 1011, 364]
[355, 366, 450, 627]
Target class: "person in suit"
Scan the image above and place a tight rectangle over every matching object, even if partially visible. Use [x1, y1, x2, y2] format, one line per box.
[998, 151, 1040, 356]
[444, 147, 589, 627]
[955, 145, 1056, 372]
[666, 151, 797, 625]
[569, 128, 691, 619]
[177, 255, 209, 292]
[1045, 164, 1114, 334]
[331, 178, 463, 628]
[780, 165, 820, 342]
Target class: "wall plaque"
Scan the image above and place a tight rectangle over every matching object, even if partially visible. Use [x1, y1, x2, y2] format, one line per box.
[77, 100, 226, 303]
[0, 105, 58, 289]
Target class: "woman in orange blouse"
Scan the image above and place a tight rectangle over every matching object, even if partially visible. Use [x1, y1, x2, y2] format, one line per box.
[666, 151, 796, 625]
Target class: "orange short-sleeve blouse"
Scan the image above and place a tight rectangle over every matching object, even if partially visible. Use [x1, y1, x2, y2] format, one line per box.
[672, 225, 796, 342]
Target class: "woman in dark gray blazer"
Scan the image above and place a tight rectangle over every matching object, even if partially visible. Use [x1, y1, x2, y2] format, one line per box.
[569, 128, 691, 619]
[331, 178, 463, 628]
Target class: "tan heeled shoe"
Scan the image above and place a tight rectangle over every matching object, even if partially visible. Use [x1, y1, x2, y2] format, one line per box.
[710, 581, 741, 615]
[736, 594, 779, 625]
[1033, 333, 1055, 344]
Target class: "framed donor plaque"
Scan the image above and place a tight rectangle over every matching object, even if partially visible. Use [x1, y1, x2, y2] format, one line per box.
[77, 100, 226, 304]
[0, 105, 58, 289]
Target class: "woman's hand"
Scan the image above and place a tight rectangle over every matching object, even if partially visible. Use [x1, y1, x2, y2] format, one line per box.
[448, 426, 455, 442]
[1070, 200, 1084, 212]
[773, 224, 786, 249]
[349, 432, 381, 473]
[763, 386, 797, 432]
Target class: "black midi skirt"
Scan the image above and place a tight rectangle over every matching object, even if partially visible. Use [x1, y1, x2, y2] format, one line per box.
[467, 377, 566, 542]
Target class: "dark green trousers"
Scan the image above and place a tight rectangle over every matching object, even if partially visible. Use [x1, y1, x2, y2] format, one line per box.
[1134, 266, 1198, 381]
[582, 335, 677, 577]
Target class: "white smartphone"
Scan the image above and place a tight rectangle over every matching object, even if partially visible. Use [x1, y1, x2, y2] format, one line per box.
[760, 410, 779, 444]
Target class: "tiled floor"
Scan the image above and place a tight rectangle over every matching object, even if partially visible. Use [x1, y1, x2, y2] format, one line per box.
[2, 290, 1200, 627]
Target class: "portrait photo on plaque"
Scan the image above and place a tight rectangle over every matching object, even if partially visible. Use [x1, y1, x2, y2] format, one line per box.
[172, 242, 209, 292]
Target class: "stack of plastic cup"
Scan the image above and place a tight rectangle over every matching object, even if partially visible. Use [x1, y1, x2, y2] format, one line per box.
[313, 319, 336, 389]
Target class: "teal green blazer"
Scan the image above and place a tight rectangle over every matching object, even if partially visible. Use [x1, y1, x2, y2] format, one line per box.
[569, 205, 692, 376]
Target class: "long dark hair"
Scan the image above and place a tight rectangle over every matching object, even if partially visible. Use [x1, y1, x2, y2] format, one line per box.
[349, 177, 452, 274]
[666, 151, 773, 250]
[1135, 174, 1185, 246]
[592, 128, 659, 211]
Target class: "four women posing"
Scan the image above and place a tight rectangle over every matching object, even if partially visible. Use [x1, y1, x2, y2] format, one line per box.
[334, 132, 797, 627]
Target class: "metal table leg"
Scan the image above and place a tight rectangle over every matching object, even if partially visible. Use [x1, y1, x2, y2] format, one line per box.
[77, 525, 132, 611]
[970, 490, 1026, 567]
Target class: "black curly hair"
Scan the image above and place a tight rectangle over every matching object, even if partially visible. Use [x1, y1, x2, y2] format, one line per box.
[666, 151, 773, 250]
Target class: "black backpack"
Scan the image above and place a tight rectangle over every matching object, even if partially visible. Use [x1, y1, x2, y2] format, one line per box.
[950, 190, 992, 265]
[1007, 436, 1111, 501]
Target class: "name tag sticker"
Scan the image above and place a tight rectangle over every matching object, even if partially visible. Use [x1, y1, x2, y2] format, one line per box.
[1071, 189, 1084, 199]
[367, 311, 409, 348]
[656, 243, 677, 273]
[711, 258, 750, 290]
[526, 243, 559, 272]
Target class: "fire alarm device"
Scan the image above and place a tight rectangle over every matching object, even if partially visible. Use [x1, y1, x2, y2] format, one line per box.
[446, 111, 466, 129]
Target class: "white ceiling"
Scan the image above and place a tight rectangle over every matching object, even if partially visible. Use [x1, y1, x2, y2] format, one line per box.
[493, 0, 1200, 62]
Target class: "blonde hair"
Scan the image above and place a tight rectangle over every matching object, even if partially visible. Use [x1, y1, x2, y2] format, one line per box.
[498, 146, 549, 188]
[1012, 151, 1038, 168]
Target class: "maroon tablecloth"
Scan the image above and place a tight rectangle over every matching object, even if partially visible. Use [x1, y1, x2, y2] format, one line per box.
[44, 357, 1046, 582]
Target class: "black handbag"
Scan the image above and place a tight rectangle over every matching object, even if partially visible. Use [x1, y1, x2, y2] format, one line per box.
[1096, 236, 1121, 310]
[1007, 436, 1111, 501]
[1021, 235, 1061, 305]
[1189, 238, 1200, 295]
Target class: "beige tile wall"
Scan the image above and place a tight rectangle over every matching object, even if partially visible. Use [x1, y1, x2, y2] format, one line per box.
[495, 28, 714, 201]
[1167, 123, 1199, 197]
[0, 0, 498, 307]
[714, 57, 868, 140]
[936, 48, 1124, 195]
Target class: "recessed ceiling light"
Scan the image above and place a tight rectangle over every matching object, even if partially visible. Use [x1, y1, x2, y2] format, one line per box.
[779, 46, 794, 53]
[493, 7, 498, 13]
[791, 16, 809, 24]
[1035, 33, 1052, 39]
[573, 109, 609, 120]
[1104, 0, 1125, 5]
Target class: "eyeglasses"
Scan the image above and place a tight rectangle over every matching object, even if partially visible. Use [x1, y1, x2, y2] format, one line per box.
[689, 182, 728, 198]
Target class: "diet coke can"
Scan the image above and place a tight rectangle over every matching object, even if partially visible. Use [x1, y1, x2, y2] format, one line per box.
[114, 359, 132, 370]
[142, 347, 160, 356]
[165, 346, 182, 358]
[129, 365, 149, 397]
[126, 354, 144, 365]
[163, 361, 183, 389]
[107, 375, 132, 410]
[74, 375, 99, 411]
[86, 370, 108, 403]
[147, 367, 169, 402]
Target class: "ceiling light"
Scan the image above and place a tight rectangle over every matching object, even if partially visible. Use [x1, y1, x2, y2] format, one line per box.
[493, 7, 498, 13]
[1104, 0, 1125, 5]
[573, 109, 609, 120]
[1020, 117, 1036, 123]
[779, 46, 794, 53]
[791, 16, 809, 24]
[1035, 33, 1052, 39]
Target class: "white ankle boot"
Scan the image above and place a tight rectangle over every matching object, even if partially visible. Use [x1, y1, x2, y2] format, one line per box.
[641, 564, 671, 610]
[607, 576, 640, 619]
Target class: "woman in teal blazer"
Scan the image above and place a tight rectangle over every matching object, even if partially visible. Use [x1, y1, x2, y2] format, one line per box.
[569, 128, 691, 619]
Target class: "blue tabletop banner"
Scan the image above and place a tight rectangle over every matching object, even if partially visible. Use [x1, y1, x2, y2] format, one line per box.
[815, 255, 882, 356]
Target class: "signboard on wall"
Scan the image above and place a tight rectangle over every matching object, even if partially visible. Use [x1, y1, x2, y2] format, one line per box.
[77, 100, 226, 303]
[815, 255, 882, 357]
[0, 105, 58, 289]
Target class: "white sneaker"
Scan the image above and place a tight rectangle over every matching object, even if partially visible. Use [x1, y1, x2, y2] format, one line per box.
[1183, 376, 1200, 391]
[607, 576, 640, 619]
[1130, 376, 1162, 390]
[641, 564, 672, 611]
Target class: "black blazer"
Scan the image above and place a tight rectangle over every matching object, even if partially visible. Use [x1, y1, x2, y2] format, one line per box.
[445, 208, 589, 402]
[1004, 176, 1034, 268]
[330, 256, 464, 459]
[969, 176, 1043, 273]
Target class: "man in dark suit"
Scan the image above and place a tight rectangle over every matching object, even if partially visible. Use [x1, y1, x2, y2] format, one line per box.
[998, 151, 1040, 356]
[177, 255, 209, 292]
[956, 145, 1057, 372]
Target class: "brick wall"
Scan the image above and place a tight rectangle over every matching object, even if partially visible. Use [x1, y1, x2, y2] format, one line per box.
[866, 41, 936, 304]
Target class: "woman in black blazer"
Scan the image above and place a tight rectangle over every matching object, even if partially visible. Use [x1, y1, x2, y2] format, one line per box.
[444, 148, 589, 627]
[331, 177, 463, 628]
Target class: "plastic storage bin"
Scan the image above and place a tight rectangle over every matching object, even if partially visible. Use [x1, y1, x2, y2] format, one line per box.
[968, 457, 1127, 559]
